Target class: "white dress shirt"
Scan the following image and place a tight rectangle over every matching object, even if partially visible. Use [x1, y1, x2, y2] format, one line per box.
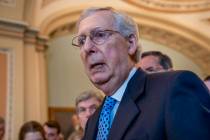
[110, 67, 137, 125]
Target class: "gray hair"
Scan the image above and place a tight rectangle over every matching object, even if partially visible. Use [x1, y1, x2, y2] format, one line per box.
[76, 7, 141, 63]
[75, 90, 103, 108]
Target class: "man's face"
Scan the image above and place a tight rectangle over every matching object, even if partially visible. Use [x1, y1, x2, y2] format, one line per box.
[140, 55, 164, 73]
[77, 97, 101, 129]
[43, 126, 59, 140]
[0, 123, 4, 139]
[78, 11, 134, 94]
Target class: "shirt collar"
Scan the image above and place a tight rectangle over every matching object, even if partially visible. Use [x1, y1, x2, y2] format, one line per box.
[111, 67, 137, 102]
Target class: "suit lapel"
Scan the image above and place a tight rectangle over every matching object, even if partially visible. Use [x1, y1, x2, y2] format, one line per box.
[84, 105, 102, 140]
[84, 69, 147, 140]
[108, 69, 147, 140]
[108, 96, 139, 140]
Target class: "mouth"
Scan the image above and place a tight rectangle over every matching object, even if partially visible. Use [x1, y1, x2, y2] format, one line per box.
[90, 63, 105, 70]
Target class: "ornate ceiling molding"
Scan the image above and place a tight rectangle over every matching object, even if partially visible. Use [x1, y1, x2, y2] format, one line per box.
[139, 25, 210, 75]
[40, 10, 81, 35]
[49, 23, 75, 38]
[123, 0, 210, 13]
[0, 0, 16, 7]
[0, 18, 48, 52]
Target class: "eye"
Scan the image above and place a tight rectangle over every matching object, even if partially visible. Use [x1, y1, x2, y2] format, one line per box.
[78, 35, 86, 46]
[78, 107, 86, 113]
[94, 31, 108, 39]
[90, 104, 98, 111]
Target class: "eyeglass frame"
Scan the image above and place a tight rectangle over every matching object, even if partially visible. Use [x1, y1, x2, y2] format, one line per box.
[76, 104, 99, 116]
[72, 28, 128, 48]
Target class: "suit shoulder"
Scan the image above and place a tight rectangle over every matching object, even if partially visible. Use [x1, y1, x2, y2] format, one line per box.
[144, 70, 205, 98]
[146, 70, 210, 109]
[146, 70, 200, 82]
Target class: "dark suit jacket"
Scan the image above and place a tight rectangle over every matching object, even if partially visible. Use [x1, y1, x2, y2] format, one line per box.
[83, 69, 210, 140]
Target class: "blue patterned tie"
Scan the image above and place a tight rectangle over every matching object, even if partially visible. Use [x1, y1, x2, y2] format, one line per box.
[96, 96, 117, 140]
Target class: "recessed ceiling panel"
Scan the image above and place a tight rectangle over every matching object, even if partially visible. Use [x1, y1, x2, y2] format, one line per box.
[123, 0, 210, 13]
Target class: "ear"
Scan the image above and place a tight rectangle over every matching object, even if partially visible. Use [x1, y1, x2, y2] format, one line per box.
[127, 34, 137, 55]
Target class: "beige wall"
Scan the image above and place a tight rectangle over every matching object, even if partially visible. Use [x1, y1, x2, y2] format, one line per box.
[0, 52, 7, 118]
[0, 19, 48, 139]
[0, 0, 24, 20]
[0, 36, 24, 140]
[0, 0, 49, 139]
[47, 34, 97, 107]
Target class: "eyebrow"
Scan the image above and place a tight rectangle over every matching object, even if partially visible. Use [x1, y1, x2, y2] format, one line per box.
[78, 27, 107, 35]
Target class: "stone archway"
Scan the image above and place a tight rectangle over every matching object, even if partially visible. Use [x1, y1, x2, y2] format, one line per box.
[39, 9, 210, 75]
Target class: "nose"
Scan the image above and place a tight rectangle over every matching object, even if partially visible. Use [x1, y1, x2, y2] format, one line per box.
[85, 109, 93, 118]
[86, 111, 92, 118]
[82, 36, 96, 53]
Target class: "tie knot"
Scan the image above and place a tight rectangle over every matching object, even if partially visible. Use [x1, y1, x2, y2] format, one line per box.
[103, 96, 116, 110]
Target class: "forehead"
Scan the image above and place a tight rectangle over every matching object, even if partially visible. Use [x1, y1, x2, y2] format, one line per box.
[77, 97, 100, 107]
[78, 11, 115, 34]
[44, 125, 57, 131]
[141, 55, 160, 66]
[25, 132, 43, 140]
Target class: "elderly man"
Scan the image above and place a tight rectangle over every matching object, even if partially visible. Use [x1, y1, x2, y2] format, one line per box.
[72, 7, 210, 140]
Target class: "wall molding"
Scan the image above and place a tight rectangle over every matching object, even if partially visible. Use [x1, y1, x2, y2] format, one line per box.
[123, 0, 210, 13]
[0, 0, 16, 7]
[0, 18, 48, 52]
[0, 49, 14, 140]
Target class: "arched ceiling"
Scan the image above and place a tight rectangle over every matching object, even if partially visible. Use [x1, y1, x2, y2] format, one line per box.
[45, 18, 210, 75]
[123, 0, 210, 13]
[36, 0, 210, 75]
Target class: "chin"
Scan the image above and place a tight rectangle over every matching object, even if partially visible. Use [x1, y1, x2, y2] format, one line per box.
[90, 75, 109, 85]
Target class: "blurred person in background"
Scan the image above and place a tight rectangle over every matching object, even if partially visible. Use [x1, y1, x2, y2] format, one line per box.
[68, 90, 103, 140]
[204, 75, 210, 93]
[19, 120, 45, 140]
[43, 120, 63, 140]
[75, 90, 103, 130]
[138, 51, 173, 73]
[0, 117, 5, 140]
[70, 114, 81, 132]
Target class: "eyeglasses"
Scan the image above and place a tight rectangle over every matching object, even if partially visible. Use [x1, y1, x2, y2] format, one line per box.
[77, 105, 98, 116]
[72, 29, 124, 48]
